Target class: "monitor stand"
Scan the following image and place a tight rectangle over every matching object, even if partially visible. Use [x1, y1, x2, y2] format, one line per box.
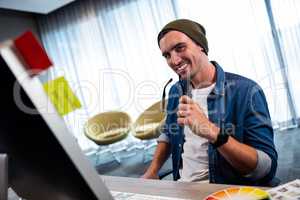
[0, 154, 8, 200]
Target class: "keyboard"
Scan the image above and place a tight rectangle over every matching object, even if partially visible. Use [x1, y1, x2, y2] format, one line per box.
[111, 191, 191, 200]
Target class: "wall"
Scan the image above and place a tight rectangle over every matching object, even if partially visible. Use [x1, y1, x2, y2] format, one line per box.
[0, 9, 39, 43]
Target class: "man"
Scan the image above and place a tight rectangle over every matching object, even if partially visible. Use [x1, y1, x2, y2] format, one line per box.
[142, 19, 277, 186]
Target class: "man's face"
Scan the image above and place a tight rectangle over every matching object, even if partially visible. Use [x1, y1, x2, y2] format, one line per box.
[159, 30, 205, 80]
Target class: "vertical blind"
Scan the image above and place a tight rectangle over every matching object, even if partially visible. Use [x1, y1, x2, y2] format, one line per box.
[269, 0, 300, 120]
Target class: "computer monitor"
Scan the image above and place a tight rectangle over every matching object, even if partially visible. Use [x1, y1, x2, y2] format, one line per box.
[0, 41, 114, 200]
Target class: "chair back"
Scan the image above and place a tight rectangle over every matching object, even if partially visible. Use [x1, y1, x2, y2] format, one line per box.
[84, 111, 131, 145]
[132, 100, 167, 140]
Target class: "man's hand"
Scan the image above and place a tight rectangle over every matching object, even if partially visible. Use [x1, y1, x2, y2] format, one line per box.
[141, 171, 159, 179]
[140, 142, 170, 180]
[177, 95, 219, 142]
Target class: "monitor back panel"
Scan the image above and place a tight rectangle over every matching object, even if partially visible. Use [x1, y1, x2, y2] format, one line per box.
[0, 41, 113, 200]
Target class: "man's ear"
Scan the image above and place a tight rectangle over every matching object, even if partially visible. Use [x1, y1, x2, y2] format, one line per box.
[197, 44, 207, 55]
[200, 48, 208, 55]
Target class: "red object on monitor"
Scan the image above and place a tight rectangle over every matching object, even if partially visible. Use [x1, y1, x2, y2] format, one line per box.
[14, 31, 52, 75]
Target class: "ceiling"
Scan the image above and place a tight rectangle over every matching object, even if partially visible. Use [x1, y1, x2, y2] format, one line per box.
[0, 0, 76, 14]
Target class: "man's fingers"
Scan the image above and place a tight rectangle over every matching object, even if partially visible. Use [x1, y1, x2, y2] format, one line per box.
[177, 110, 189, 117]
[177, 117, 188, 126]
[179, 95, 193, 104]
[178, 103, 190, 111]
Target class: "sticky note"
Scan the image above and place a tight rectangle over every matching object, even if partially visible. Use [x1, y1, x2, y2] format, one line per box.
[43, 77, 81, 116]
[14, 31, 52, 75]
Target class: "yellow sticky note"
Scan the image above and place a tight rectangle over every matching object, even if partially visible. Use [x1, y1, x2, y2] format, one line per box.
[43, 76, 81, 116]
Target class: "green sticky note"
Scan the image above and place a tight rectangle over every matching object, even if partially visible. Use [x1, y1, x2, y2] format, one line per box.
[43, 76, 82, 116]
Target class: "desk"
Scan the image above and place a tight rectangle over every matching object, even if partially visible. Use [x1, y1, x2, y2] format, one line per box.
[102, 176, 268, 200]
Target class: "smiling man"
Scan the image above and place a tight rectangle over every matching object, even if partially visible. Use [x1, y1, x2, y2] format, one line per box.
[142, 19, 278, 186]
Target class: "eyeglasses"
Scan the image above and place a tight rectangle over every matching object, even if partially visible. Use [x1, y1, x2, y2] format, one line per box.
[161, 78, 173, 112]
[161, 77, 191, 112]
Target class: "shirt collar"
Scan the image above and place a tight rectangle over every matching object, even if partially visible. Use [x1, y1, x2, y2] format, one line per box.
[178, 61, 225, 97]
[210, 61, 225, 96]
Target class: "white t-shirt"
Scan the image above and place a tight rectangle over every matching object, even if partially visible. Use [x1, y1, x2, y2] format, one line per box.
[179, 83, 216, 182]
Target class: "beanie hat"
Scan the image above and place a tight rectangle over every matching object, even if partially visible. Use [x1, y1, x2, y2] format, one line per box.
[157, 19, 209, 54]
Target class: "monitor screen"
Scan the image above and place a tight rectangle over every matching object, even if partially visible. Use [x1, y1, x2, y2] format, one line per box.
[0, 41, 113, 200]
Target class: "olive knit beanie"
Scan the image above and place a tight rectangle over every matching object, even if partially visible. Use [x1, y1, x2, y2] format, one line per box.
[157, 19, 209, 54]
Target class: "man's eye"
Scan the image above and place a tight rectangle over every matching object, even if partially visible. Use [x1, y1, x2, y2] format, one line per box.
[163, 54, 170, 59]
[176, 45, 185, 52]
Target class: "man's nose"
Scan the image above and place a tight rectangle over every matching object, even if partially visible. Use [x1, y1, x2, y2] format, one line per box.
[170, 53, 181, 66]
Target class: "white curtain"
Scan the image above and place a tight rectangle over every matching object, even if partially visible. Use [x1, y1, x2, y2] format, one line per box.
[269, 0, 300, 121]
[38, 0, 178, 151]
[173, 0, 295, 127]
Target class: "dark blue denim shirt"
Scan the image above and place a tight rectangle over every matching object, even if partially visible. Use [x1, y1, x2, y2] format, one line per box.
[161, 61, 277, 186]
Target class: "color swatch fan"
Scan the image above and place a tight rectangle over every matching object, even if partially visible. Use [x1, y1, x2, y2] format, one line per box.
[204, 187, 270, 200]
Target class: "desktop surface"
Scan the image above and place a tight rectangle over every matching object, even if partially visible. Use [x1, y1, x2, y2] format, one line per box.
[103, 176, 270, 200]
